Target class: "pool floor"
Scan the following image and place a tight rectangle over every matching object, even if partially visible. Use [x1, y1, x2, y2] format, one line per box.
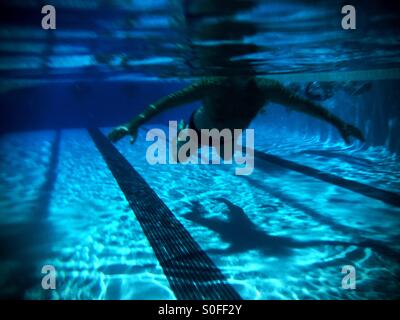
[0, 126, 399, 299]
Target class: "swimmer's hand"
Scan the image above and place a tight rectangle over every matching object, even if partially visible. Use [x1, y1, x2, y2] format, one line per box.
[338, 123, 365, 144]
[108, 123, 138, 144]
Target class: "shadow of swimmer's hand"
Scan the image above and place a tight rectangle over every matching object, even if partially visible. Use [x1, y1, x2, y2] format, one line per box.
[108, 125, 138, 144]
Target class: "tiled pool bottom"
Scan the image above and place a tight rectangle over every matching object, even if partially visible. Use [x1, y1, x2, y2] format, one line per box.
[0, 128, 399, 299]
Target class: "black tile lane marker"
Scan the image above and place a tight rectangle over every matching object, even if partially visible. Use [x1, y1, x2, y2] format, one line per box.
[254, 150, 400, 208]
[88, 128, 241, 300]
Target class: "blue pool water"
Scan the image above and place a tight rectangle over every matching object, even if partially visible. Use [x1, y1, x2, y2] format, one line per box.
[0, 126, 399, 299]
[0, 0, 399, 300]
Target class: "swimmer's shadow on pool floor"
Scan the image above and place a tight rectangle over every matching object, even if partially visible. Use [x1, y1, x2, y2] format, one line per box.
[183, 198, 400, 262]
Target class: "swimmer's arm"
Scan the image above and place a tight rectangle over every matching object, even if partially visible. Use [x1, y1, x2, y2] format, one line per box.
[259, 79, 364, 143]
[127, 80, 212, 128]
[108, 78, 221, 143]
[262, 79, 345, 128]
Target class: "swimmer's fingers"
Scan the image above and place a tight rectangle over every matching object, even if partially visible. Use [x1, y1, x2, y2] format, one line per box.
[338, 123, 365, 144]
[129, 128, 138, 144]
[350, 125, 365, 142]
[339, 130, 351, 145]
[129, 133, 137, 144]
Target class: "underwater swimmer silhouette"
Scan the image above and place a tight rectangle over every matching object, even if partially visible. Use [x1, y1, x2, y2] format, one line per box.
[108, 77, 365, 149]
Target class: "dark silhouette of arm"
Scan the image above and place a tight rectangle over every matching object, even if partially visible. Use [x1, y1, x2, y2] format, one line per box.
[129, 79, 213, 127]
[258, 79, 364, 143]
[260, 79, 344, 127]
[108, 79, 216, 143]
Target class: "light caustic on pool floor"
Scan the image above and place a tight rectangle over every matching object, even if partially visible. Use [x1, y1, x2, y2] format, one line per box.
[116, 128, 400, 300]
[0, 128, 399, 299]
